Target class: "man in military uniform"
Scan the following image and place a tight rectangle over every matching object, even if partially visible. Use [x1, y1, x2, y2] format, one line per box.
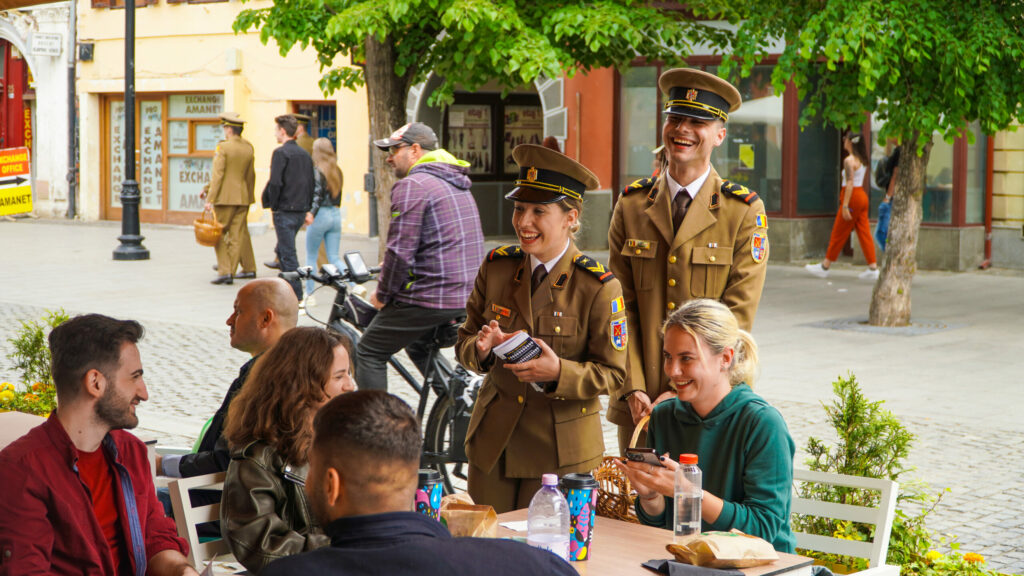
[206, 112, 257, 285]
[607, 68, 769, 453]
[294, 113, 315, 156]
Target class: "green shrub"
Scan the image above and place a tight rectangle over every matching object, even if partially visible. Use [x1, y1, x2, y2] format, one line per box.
[1, 309, 68, 416]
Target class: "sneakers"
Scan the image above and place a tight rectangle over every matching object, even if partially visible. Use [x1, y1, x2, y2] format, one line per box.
[859, 268, 880, 280]
[804, 263, 830, 278]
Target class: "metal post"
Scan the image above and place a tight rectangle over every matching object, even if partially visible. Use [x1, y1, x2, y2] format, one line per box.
[113, 0, 149, 260]
[65, 0, 77, 219]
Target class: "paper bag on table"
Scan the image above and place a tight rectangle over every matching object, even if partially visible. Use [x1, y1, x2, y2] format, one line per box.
[440, 493, 497, 538]
[666, 530, 779, 568]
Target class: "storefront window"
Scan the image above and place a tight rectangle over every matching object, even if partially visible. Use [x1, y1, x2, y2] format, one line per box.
[924, 136, 954, 224]
[796, 89, 841, 215]
[109, 100, 125, 208]
[447, 104, 493, 174]
[139, 101, 163, 209]
[443, 94, 542, 180]
[503, 105, 544, 174]
[965, 122, 985, 224]
[707, 66, 783, 212]
[618, 66, 659, 188]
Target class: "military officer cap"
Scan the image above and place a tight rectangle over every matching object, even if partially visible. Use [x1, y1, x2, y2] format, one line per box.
[659, 68, 742, 122]
[219, 112, 245, 127]
[293, 113, 312, 125]
[505, 144, 599, 204]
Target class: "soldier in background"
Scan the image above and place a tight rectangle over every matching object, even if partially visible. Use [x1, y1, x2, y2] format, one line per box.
[206, 112, 257, 285]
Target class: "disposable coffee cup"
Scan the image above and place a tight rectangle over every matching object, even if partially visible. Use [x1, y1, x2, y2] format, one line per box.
[416, 469, 443, 521]
[559, 472, 600, 561]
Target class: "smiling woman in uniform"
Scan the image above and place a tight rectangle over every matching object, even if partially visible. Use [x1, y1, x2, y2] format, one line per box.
[456, 144, 627, 514]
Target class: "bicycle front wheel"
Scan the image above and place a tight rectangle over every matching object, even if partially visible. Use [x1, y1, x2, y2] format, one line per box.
[422, 393, 468, 495]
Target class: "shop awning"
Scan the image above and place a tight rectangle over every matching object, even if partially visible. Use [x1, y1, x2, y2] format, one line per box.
[0, 0, 65, 11]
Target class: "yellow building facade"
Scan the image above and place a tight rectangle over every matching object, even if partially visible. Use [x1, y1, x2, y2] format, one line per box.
[75, 0, 370, 234]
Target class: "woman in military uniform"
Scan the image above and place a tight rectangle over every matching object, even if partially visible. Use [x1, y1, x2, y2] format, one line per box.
[456, 144, 627, 513]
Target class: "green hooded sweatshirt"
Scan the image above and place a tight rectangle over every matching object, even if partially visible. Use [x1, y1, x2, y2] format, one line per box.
[636, 384, 797, 553]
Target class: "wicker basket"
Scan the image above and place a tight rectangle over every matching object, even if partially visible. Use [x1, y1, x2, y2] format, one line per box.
[193, 208, 223, 247]
[592, 415, 649, 524]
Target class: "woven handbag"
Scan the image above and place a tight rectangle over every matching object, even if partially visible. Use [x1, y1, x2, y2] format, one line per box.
[592, 414, 649, 524]
[193, 208, 223, 247]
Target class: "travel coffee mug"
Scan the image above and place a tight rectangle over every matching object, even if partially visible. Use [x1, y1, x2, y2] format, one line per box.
[559, 472, 600, 561]
[416, 469, 443, 521]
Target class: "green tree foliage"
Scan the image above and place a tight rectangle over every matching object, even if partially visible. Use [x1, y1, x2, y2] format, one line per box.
[8, 309, 68, 387]
[693, 0, 1024, 326]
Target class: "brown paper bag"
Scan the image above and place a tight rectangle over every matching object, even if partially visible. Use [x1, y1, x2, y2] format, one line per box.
[440, 493, 497, 538]
[666, 530, 779, 568]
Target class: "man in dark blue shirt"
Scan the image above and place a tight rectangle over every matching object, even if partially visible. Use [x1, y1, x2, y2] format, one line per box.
[262, 391, 575, 576]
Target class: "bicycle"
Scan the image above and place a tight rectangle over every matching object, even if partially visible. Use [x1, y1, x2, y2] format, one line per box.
[281, 251, 482, 495]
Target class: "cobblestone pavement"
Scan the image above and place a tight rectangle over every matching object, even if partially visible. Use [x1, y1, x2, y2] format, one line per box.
[1, 219, 1022, 573]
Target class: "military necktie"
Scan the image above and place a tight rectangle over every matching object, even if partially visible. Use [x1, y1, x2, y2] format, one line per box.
[531, 265, 548, 293]
[672, 188, 691, 230]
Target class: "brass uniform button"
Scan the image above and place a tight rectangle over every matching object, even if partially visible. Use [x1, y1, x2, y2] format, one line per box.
[710, 255, 717, 262]
[517, 395, 524, 404]
[635, 249, 642, 255]
[668, 279, 676, 287]
[581, 407, 587, 414]
[554, 326, 561, 334]
[667, 302, 676, 310]
[668, 255, 677, 264]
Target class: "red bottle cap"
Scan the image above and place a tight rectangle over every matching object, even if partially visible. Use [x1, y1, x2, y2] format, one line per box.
[679, 454, 698, 465]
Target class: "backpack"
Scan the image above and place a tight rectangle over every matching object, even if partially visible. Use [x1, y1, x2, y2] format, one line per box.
[874, 146, 901, 190]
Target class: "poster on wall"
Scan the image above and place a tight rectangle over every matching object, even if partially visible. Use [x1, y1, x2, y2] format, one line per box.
[109, 101, 125, 208]
[140, 102, 164, 209]
[503, 106, 543, 175]
[446, 104, 492, 175]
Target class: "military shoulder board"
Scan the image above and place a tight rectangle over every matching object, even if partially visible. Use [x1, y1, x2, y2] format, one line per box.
[721, 180, 760, 205]
[487, 245, 523, 261]
[572, 254, 615, 283]
[621, 177, 656, 196]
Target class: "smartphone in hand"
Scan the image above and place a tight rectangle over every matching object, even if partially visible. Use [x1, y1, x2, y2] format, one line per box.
[625, 448, 665, 468]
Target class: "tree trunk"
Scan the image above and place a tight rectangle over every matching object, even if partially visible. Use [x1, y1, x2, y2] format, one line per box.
[868, 131, 933, 326]
[363, 36, 415, 256]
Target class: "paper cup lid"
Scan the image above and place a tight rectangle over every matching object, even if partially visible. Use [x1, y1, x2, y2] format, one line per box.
[559, 473, 599, 490]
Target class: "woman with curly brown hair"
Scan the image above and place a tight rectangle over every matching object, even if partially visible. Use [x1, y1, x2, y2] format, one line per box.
[221, 326, 355, 573]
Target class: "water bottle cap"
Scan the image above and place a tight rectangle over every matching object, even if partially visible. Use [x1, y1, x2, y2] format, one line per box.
[541, 473, 559, 486]
[679, 453, 698, 465]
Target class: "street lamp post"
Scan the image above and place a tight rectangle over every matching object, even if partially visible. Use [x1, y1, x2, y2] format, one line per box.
[112, 0, 149, 260]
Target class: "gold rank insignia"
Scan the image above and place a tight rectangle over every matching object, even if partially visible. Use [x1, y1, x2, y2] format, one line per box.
[526, 167, 538, 182]
[490, 303, 512, 318]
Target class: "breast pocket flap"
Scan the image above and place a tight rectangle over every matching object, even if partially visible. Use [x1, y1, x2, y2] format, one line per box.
[691, 246, 733, 266]
[536, 316, 578, 337]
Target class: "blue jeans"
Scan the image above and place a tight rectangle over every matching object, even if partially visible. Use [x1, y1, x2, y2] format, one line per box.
[305, 206, 343, 295]
[273, 210, 306, 300]
[875, 201, 891, 251]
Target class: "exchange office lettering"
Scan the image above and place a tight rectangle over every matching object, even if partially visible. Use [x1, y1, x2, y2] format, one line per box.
[184, 95, 220, 115]
[0, 193, 30, 207]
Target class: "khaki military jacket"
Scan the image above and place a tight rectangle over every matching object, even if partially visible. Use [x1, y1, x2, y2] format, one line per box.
[296, 133, 314, 157]
[606, 167, 768, 426]
[456, 243, 627, 478]
[207, 135, 256, 207]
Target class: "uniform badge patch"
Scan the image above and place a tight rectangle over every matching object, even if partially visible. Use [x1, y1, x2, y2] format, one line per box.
[686, 89, 699, 101]
[611, 297, 624, 314]
[755, 213, 768, 228]
[610, 317, 628, 351]
[490, 303, 512, 318]
[751, 231, 769, 263]
[527, 167, 538, 182]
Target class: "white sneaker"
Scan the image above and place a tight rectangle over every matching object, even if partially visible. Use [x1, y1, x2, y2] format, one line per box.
[859, 268, 880, 280]
[804, 263, 830, 278]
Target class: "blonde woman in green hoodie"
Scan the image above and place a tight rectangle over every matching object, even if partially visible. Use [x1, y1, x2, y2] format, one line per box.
[615, 298, 796, 552]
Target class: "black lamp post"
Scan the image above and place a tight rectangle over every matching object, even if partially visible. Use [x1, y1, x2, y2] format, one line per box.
[113, 0, 149, 260]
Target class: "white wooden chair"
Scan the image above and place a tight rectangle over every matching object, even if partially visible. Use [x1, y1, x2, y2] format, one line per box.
[0, 411, 46, 450]
[167, 472, 233, 568]
[791, 469, 900, 576]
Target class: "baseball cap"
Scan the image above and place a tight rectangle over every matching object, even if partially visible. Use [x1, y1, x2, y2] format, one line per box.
[373, 122, 439, 151]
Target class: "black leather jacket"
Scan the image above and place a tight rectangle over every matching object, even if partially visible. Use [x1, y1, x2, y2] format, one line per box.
[220, 441, 328, 573]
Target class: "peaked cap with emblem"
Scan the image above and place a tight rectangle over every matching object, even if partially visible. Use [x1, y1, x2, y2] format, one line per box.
[219, 112, 245, 127]
[293, 113, 312, 124]
[505, 144, 600, 204]
[659, 68, 742, 122]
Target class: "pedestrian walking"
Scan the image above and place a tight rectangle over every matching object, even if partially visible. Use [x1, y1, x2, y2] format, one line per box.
[206, 112, 257, 285]
[303, 138, 345, 306]
[874, 145, 901, 251]
[805, 132, 879, 280]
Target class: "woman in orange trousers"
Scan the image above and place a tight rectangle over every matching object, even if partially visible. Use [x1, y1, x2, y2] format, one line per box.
[805, 133, 879, 280]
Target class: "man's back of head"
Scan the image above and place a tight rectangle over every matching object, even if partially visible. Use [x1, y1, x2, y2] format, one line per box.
[307, 391, 421, 522]
[229, 278, 298, 356]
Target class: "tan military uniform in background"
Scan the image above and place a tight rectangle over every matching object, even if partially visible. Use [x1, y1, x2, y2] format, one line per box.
[456, 244, 627, 513]
[208, 135, 256, 276]
[606, 168, 768, 443]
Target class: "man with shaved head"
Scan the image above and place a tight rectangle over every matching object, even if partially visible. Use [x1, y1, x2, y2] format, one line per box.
[158, 278, 298, 479]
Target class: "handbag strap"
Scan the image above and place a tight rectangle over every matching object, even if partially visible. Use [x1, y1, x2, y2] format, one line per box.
[629, 415, 650, 449]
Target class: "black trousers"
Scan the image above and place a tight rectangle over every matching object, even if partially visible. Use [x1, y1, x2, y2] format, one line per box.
[355, 301, 464, 391]
[272, 210, 305, 300]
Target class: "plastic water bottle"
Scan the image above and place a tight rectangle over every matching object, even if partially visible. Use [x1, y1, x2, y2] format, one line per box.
[674, 454, 702, 541]
[527, 473, 571, 561]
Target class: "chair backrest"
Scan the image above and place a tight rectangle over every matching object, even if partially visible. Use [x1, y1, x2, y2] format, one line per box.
[791, 469, 898, 569]
[167, 472, 230, 568]
[0, 411, 46, 450]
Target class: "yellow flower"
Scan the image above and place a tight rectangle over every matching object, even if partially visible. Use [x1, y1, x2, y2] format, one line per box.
[925, 551, 943, 563]
[0, 382, 13, 392]
[0, 389, 14, 403]
[963, 553, 985, 564]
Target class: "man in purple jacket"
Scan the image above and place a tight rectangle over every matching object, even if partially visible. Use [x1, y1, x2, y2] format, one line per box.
[357, 122, 485, 391]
